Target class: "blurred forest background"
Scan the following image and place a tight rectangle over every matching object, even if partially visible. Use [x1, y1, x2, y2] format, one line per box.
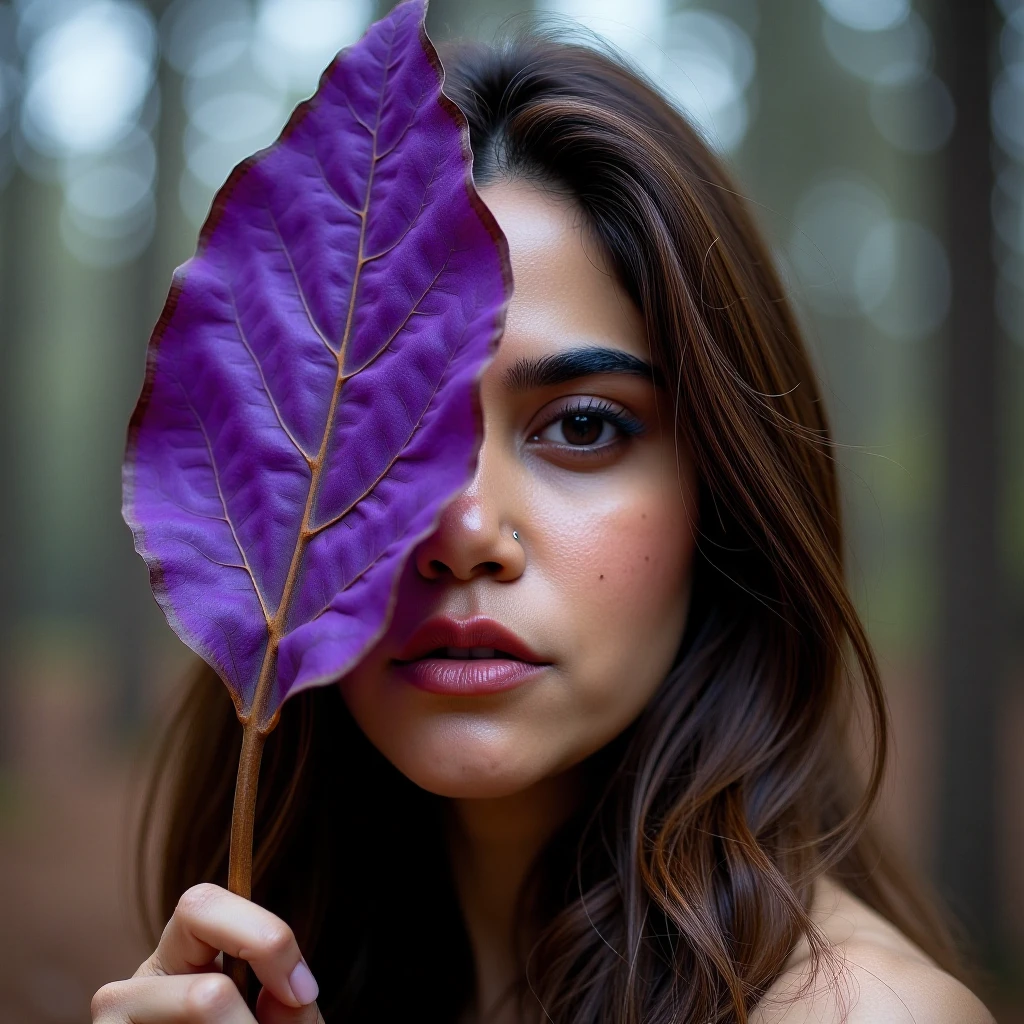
[0, 0, 1021, 1019]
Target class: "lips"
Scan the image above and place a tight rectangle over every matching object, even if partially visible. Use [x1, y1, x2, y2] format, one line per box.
[391, 615, 550, 696]
[394, 615, 546, 664]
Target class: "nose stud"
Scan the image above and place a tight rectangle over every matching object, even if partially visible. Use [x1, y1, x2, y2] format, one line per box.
[512, 530, 520, 542]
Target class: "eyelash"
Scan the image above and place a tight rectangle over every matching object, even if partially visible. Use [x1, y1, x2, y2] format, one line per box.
[528, 397, 645, 457]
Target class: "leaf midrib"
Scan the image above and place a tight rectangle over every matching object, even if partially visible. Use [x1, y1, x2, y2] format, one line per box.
[246, 30, 396, 731]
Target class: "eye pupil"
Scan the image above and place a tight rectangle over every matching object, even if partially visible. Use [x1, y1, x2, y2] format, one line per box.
[563, 413, 602, 445]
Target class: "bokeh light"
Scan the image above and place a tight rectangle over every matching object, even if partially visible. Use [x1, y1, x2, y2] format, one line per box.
[539, 0, 756, 153]
[790, 175, 951, 338]
[660, 9, 755, 152]
[819, 1, 955, 157]
[19, 1, 155, 158]
[538, 0, 667, 57]
[819, 0, 910, 33]
[854, 218, 951, 339]
[160, 0, 251, 79]
[993, 1, 1024, 346]
[869, 72, 955, 154]
[59, 126, 156, 267]
[992, 63, 1024, 163]
[0, 0, 16, 145]
[1004, 5, 1024, 65]
[0, 46, 16, 190]
[994, 165, 1024, 257]
[12, 0, 158, 266]
[822, 9, 931, 86]
[789, 175, 890, 317]
[164, 0, 372, 226]
[252, 0, 372, 95]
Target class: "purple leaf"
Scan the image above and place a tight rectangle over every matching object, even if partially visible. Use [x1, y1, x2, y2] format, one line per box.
[122, 0, 512, 733]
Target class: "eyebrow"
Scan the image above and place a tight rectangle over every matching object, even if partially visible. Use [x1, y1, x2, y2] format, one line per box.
[501, 346, 664, 392]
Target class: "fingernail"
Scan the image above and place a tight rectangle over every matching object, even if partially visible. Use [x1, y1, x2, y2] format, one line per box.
[288, 958, 319, 1005]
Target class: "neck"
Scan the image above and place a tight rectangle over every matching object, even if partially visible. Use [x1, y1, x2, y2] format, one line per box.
[447, 768, 585, 1024]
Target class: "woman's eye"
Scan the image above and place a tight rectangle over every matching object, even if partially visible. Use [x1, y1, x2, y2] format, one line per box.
[528, 399, 644, 454]
[538, 412, 619, 447]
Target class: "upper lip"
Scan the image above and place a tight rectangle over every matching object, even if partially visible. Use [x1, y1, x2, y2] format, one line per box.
[393, 615, 548, 663]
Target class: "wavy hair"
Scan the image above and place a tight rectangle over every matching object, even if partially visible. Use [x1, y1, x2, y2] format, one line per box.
[135, 30, 960, 1022]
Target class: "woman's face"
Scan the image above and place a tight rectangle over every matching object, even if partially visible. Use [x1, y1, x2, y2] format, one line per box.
[340, 179, 698, 799]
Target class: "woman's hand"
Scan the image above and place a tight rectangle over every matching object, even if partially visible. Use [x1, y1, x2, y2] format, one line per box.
[90, 883, 323, 1023]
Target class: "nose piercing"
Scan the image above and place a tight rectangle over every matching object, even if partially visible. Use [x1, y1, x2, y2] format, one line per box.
[512, 530, 520, 541]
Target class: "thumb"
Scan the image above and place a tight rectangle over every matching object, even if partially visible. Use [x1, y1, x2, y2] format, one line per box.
[256, 987, 325, 1024]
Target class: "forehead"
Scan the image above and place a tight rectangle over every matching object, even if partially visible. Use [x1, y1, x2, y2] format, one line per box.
[477, 179, 649, 365]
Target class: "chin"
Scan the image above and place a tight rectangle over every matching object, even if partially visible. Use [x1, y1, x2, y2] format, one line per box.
[374, 724, 554, 800]
[408, 769, 538, 800]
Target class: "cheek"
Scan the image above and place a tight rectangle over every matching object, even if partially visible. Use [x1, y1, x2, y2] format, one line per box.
[591, 505, 688, 599]
[337, 452, 698, 798]
[535, 460, 698, 714]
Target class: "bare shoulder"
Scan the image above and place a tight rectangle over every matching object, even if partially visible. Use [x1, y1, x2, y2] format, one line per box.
[751, 876, 995, 1024]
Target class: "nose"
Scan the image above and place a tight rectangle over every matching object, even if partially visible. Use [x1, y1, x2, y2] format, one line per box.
[413, 446, 526, 583]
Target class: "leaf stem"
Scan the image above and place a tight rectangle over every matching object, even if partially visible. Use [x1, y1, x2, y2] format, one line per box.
[224, 720, 268, 1000]
[220, 19, 388, 1005]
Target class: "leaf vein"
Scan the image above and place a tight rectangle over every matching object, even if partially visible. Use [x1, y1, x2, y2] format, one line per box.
[311, 146, 366, 219]
[178, 381, 273, 625]
[361, 150, 442, 264]
[156, 484, 231, 525]
[307, 331, 461, 539]
[374, 95, 425, 162]
[227, 286, 316, 463]
[266, 208, 339, 360]
[176, 536, 247, 572]
[341, 245, 455, 379]
[343, 92, 375, 135]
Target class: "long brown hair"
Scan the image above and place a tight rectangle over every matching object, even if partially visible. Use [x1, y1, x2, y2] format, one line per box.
[135, 29, 960, 1022]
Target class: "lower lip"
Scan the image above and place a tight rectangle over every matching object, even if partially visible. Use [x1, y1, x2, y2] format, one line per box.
[392, 657, 549, 695]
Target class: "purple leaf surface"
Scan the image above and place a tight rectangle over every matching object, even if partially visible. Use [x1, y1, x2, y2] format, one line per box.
[122, 0, 512, 733]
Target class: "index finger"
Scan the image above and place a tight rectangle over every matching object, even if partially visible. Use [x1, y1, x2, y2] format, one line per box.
[135, 883, 319, 1010]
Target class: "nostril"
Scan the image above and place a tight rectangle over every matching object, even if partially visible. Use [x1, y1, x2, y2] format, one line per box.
[420, 557, 508, 580]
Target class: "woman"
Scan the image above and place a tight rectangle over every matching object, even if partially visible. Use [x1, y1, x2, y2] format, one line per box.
[92, 31, 994, 1024]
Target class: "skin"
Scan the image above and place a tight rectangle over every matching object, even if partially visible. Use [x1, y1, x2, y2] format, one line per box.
[339, 179, 697, 805]
[752, 878, 995, 1024]
[91, 180, 993, 1024]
